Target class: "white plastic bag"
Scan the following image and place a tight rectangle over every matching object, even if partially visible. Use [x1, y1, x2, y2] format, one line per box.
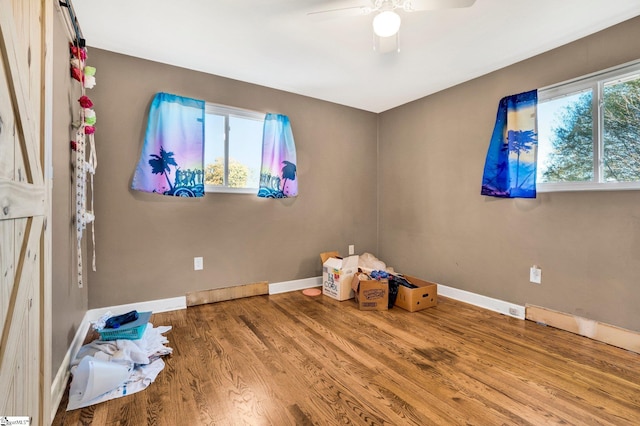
[358, 252, 387, 272]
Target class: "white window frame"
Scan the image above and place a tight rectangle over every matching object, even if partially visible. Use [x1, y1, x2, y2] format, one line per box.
[204, 103, 264, 194]
[537, 59, 640, 193]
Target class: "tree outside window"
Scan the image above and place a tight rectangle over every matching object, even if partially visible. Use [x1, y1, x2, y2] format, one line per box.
[538, 66, 640, 188]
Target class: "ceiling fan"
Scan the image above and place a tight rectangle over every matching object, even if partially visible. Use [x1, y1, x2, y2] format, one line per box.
[309, 0, 476, 50]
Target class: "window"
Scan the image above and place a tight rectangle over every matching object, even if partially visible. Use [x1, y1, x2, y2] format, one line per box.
[204, 104, 264, 193]
[537, 61, 640, 191]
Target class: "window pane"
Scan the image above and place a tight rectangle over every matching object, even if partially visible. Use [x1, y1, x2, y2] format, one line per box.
[537, 90, 593, 183]
[204, 113, 225, 186]
[228, 115, 263, 189]
[602, 74, 640, 182]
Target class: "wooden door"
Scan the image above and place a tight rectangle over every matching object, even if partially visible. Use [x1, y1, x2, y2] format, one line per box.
[0, 0, 51, 424]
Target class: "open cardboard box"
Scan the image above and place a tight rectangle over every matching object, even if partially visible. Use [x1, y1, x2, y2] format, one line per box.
[321, 252, 358, 301]
[394, 275, 438, 312]
[351, 273, 388, 311]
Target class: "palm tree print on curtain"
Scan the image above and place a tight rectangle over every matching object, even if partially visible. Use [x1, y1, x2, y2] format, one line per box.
[481, 90, 538, 198]
[258, 114, 298, 198]
[148, 146, 177, 193]
[132, 92, 205, 197]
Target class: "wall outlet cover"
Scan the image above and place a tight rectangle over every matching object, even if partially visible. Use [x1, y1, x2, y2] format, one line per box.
[530, 266, 541, 284]
[194, 257, 204, 271]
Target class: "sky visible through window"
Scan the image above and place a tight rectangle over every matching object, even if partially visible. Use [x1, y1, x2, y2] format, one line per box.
[204, 113, 264, 188]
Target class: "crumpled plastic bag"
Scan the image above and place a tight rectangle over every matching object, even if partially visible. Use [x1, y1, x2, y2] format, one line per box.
[358, 252, 387, 272]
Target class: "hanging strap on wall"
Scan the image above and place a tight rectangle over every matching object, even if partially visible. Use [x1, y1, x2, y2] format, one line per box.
[70, 35, 98, 287]
[58, 0, 85, 48]
[74, 128, 97, 287]
[74, 128, 86, 287]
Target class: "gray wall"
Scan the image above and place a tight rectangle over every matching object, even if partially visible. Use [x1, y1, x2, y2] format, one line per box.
[52, 12, 88, 374]
[86, 50, 379, 308]
[378, 16, 640, 332]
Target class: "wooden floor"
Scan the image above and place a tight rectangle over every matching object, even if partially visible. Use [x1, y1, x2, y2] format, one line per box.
[52, 291, 640, 425]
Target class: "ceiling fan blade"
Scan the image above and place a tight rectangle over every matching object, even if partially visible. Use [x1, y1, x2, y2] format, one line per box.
[307, 5, 373, 21]
[406, 0, 476, 12]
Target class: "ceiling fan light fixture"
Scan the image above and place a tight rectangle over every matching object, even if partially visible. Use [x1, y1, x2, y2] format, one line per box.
[372, 10, 401, 38]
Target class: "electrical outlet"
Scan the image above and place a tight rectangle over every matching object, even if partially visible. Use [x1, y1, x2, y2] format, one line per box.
[530, 266, 541, 284]
[194, 257, 203, 271]
[348, 245, 355, 255]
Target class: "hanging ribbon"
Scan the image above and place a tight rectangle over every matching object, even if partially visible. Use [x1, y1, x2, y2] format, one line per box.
[71, 43, 98, 287]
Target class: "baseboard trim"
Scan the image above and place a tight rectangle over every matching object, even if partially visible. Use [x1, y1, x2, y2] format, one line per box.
[526, 304, 640, 354]
[269, 276, 322, 295]
[268, 278, 527, 318]
[86, 296, 187, 322]
[50, 296, 187, 419]
[437, 284, 526, 319]
[187, 282, 269, 307]
[50, 310, 91, 422]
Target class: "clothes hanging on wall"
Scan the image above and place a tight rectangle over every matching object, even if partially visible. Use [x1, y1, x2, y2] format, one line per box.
[258, 113, 298, 198]
[131, 92, 206, 197]
[481, 89, 538, 198]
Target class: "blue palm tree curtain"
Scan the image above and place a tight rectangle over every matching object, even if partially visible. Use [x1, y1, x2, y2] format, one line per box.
[258, 113, 298, 198]
[481, 90, 538, 198]
[132, 92, 205, 197]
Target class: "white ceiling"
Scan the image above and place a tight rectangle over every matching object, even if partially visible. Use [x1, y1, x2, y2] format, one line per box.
[71, 0, 640, 113]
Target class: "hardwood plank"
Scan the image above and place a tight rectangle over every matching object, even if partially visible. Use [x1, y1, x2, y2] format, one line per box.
[52, 293, 640, 425]
[412, 300, 639, 425]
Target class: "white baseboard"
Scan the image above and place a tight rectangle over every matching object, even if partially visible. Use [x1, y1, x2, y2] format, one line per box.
[50, 295, 187, 419]
[50, 310, 91, 422]
[269, 276, 322, 295]
[437, 284, 525, 319]
[267, 277, 526, 320]
[85, 296, 187, 322]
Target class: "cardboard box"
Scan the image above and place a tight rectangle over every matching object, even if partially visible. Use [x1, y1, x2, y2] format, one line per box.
[351, 274, 388, 311]
[394, 275, 437, 312]
[321, 253, 359, 301]
[320, 251, 340, 264]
